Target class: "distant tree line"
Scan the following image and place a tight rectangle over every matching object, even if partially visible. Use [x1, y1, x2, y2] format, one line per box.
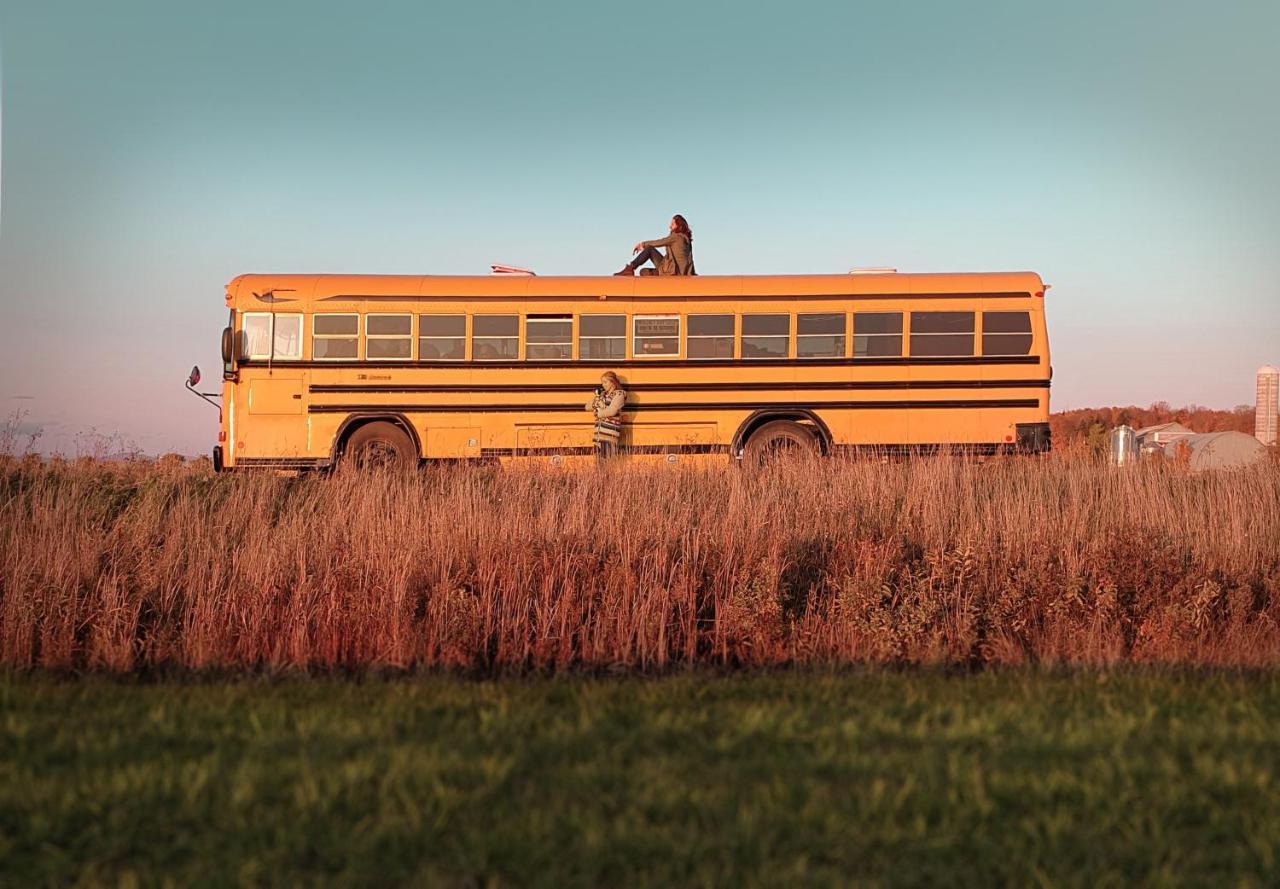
[1051, 403, 1255, 453]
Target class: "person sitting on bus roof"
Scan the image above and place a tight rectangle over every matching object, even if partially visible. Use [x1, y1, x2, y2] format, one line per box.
[586, 372, 627, 459]
[615, 215, 696, 276]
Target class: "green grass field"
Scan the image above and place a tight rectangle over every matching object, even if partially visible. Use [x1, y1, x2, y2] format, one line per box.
[3, 671, 1279, 887]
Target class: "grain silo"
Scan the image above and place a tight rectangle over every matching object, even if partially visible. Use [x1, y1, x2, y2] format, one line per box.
[1257, 365, 1279, 446]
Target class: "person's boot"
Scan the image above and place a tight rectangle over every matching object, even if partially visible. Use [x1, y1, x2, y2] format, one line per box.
[613, 267, 634, 276]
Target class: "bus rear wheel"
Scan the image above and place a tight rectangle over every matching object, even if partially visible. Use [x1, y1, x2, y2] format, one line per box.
[743, 420, 819, 466]
[341, 421, 416, 472]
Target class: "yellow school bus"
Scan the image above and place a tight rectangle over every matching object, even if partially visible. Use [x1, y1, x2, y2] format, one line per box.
[208, 270, 1051, 470]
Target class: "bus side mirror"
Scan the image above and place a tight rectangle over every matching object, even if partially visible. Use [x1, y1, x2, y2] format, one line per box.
[221, 326, 235, 364]
[188, 366, 201, 387]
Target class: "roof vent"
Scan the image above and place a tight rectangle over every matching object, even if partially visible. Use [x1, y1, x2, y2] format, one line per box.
[848, 267, 897, 275]
[491, 264, 536, 276]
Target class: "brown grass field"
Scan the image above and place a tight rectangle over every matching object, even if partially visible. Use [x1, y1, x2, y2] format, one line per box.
[1, 452, 1278, 672]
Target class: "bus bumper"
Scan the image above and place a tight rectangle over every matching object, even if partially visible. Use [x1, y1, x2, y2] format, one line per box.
[1015, 422, 1051, 453]
[212, 445, 225, 473]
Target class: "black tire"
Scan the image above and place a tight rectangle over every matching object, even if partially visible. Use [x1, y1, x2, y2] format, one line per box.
[341, 421, 416, 471]
[742, 420, 819, 466]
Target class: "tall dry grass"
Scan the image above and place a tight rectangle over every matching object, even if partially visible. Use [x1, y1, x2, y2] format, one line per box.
[1, 453, 1278, 671]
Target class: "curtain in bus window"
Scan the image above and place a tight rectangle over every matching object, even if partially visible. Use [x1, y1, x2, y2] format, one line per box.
[242, 314, 272, 359]
[910, 312, 974, 356]
[982, 311, 1033, 355]
[272, 315, 303, 359]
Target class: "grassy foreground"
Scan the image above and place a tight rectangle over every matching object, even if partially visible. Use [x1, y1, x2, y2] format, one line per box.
[3, 671, 1279, 887]
[4, 455, 1280, 671]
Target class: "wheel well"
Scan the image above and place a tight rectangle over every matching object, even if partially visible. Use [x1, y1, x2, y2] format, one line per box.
[331, 413, 422, 463]
[731, 409, 832, 457]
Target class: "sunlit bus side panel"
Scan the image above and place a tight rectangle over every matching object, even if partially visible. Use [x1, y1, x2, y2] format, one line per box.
[220, 272, 1051, 467]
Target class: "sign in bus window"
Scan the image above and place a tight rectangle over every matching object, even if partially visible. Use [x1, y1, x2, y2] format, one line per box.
[797, 313, 846, 358]
[313, 314, 359, 360]
[742, 314, 790, 359]
[853, 312, 902, 357]
[420, 315, 465, 360]
[910, 312, 974, 357]
[473, 315, 518, 360]
[242, 312, 302, 360]
[982, 312, 1033, 355]
[526, 315, 572, 361]
[579, 315, 626, 360]
[687, 314, 734, 359]
[366, 314, 412, 360]
[634, 316, 679, 357]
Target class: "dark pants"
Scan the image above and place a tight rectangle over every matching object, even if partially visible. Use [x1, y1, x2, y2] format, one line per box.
[627, 245, 669, 275]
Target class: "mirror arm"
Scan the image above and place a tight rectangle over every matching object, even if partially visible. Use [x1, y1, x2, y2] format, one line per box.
[185, 379, 222, 412]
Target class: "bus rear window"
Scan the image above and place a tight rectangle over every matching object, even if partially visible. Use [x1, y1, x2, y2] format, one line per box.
[910, 312, 974, 357]
[982, 312, 1033, 355]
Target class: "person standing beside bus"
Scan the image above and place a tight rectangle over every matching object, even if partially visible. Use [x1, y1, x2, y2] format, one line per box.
[615, 215, 696, 276]
[587, 372, 627, 458]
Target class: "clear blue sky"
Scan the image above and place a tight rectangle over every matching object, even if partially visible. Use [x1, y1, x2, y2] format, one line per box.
[2, 0, 1277, 455]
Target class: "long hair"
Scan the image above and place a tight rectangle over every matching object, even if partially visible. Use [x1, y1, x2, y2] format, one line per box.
[672, 214, 692, 243]
[601, 371, 623, 391]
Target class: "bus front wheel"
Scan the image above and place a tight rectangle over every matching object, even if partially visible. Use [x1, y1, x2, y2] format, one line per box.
[742, 420, 819, 465]
[341, 421, 416, 471]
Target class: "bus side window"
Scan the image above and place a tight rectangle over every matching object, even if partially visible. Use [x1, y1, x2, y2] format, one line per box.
[242, 313, 273, 359]
[579, 315, 626, 360]
[910, 312, 974, 356]
[314, 314, 359, 360]
[473, 315, 519, 360]
[273, 314, 303, 359]
[367, 314, 412, 360]
[742, 314, 790, 359]
[242, 312, 302, 360]
[420, 315, 466, 360]
[853, 312, 902, 357]
[687, 314, 734, 359]
[634, 316, 680, 357]
[982, 311, 1033, 355]
[526, 315, 572, 361]
[797, 313, 846, 358]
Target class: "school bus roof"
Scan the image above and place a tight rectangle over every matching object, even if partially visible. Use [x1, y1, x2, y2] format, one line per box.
[224, 271, 1045, 307]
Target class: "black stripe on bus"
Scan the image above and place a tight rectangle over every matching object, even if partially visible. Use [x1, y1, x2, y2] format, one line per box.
[310, 378, 1051, 394]
[307, 398, 1041, 414]
[319, 291, 1036, 303]
[244, 355, 1041, 370]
